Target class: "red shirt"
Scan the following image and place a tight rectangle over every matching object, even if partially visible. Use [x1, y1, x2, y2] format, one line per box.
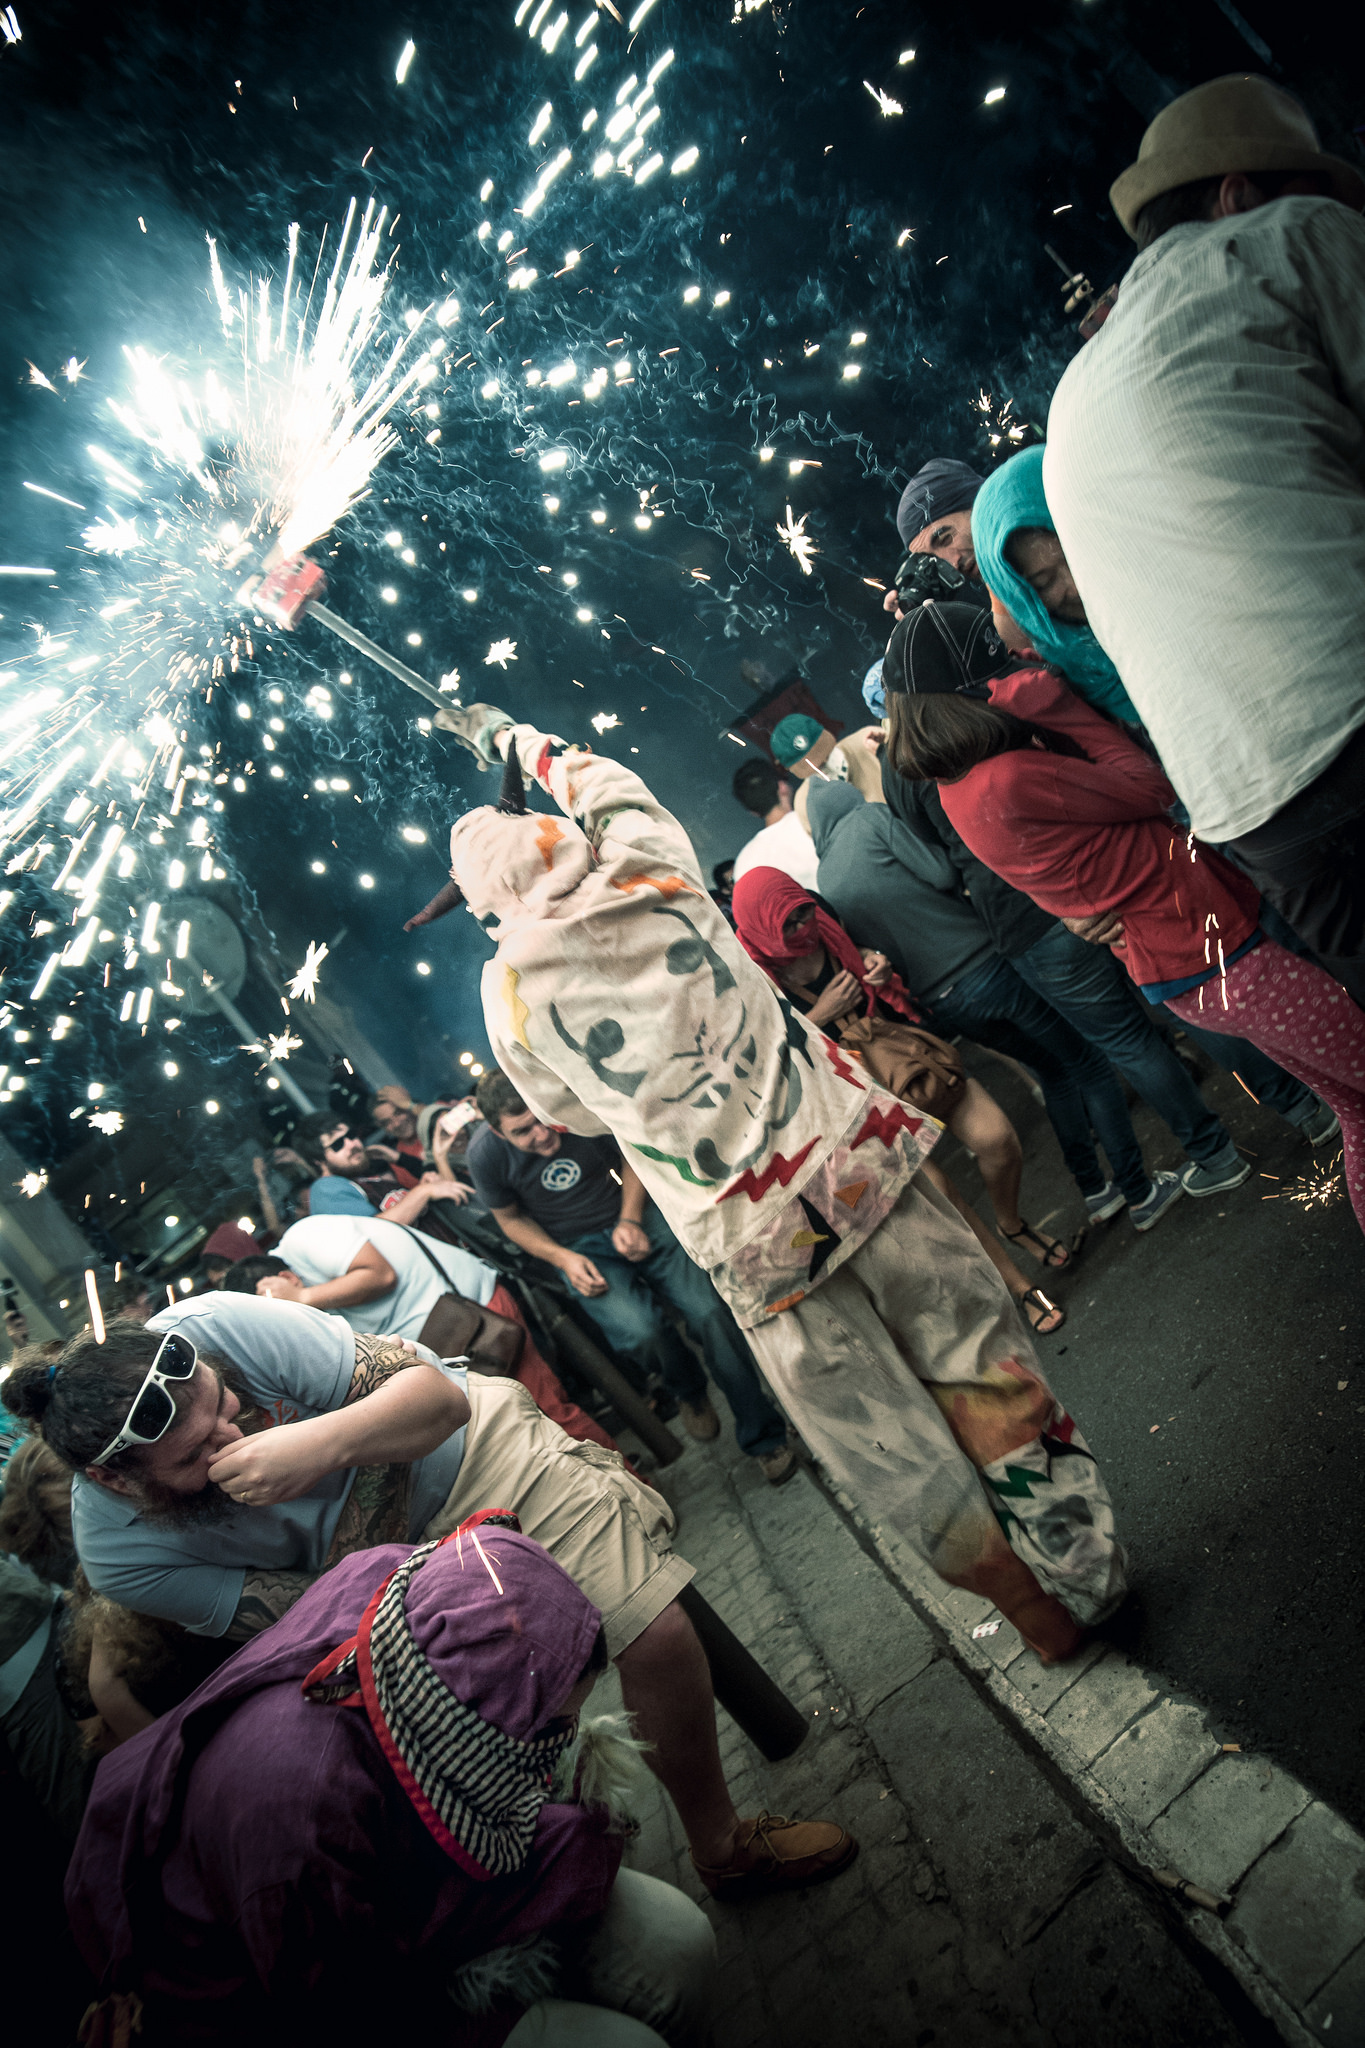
[936, 668, 1261, 990]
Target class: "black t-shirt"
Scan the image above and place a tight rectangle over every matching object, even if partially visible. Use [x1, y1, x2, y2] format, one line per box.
[465, 1126, 622, 1242]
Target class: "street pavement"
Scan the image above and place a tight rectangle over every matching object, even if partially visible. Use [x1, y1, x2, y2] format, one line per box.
[942, 1036, 1365, 1835]
[595, 1033, 1365, 2044]
[608, 1419, 1261, 2047]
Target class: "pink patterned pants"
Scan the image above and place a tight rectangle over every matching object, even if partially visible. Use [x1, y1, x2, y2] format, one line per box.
[1165, 940, 1365, 1235]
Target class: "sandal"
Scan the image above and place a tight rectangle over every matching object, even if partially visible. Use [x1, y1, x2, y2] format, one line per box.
[1014, 1287, 1067, 1338]
[1001, 1219, 1074, 1270]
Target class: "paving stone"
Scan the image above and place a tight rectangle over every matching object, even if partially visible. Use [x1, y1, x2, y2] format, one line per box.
[1029, 1862, 1247, 2048]
[1091, 1701, 1217, 1827]
[1042, 1649, 1163, 1765]
[1002, 1635, 1109, 1715]
[1229, 1801, 1365, 2007]
[867, 1656, 1093, 1931]
[1150, 1753, 1312, 1897]
[1305, 1937, 1365, 2042]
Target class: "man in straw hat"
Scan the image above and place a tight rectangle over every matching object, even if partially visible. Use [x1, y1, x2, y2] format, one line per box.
[1044, 75, 1365, 1003]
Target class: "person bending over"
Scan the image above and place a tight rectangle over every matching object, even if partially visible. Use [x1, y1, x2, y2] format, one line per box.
[886, 645, 1365, 1235]
[241, 1210, 619, 1455]
[467, 1070, 795, 1482]
[8, 1298, 849, 1898]
[67, 1525, 717, 2048]
[421, 700, 1127, 1669]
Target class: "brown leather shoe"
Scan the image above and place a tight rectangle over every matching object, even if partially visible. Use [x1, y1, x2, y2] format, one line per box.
[678, 1398, 720, 1441]
[757, 1445, 798, 1485]
[692, 1812, 859, 1900]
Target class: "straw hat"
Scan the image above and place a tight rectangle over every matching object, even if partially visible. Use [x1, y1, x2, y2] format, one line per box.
[1110, 74, 1365, 240]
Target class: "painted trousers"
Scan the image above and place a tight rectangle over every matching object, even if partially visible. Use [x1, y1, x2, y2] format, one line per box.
[744, 1172, 1127, 1646]
[1165, 939, 1365, 1236]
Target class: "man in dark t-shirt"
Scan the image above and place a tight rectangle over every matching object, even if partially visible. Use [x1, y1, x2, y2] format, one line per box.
[468, 1071, 795, 1481]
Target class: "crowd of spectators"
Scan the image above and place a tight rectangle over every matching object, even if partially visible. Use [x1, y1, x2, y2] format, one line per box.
[2, 73, 1364, 2044]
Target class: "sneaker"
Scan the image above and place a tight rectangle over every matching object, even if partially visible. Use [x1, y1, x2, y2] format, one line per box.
[693, 1812, 859, 1900]
[678, 1397, 720, 1442]
[1180, 1153, 1252, 1198]
[757, 1445, 798, 1486]
[1299, 1100, 1342, 1148]
[1084, 1181, 1126, 1224]
[1129, 1171, 1184, 1232]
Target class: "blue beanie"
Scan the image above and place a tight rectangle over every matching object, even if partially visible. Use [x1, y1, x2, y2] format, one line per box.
[895, 457, 984, 550]
[861, 660, 886, 720]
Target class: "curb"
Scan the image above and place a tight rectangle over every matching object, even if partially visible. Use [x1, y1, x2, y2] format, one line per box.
[813, 1465, 1364, 2047]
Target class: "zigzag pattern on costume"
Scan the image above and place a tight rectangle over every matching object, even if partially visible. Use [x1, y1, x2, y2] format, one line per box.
[823, 1038, 867, 1091]
[849, 1100, 925, 1152]
[716, 1136, 822, 1205]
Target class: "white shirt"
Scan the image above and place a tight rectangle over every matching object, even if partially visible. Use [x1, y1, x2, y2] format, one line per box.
[278, 1215, 496, 1342]
[731, 808, 820, 892]
[1045, 196, 1365, 842]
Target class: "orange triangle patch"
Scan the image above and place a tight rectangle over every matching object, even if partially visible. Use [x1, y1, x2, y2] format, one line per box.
[833, 1180, 869, 1210]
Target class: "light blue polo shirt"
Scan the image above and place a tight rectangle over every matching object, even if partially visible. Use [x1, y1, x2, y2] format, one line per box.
[70, 1293, 467, 1637]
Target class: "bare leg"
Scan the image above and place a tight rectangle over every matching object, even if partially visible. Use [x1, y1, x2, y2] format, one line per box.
[945, 1077, 1024, 1233]
[921, 1157, 1062, 1337]
[615, 1601, 741, 1867]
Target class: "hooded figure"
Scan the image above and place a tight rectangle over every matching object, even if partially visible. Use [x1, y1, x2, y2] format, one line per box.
[971, 449, 1141, 725]
[65, 1522, 625, 2047]
[432, 707, 1127, 1659]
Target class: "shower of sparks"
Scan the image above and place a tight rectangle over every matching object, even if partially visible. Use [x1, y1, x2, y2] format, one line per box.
[19, 1171, 48, 1198]
[89, 1109, 125, 1134]
[1287, 1152, 1345, 1210]
[63, 357, 88, 385]
[777, 503, 819, 575]
[863, 82, 903, 117]
[485, 638, 518, 668]
[266, 1029, 304, 1060]
[26, 362, 57, 392]
[287, 940, 330, 1003]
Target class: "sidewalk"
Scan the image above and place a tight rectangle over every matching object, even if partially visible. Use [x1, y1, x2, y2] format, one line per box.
[602, 1418, 1364, 2047]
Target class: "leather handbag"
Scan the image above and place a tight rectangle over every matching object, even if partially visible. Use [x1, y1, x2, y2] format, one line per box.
[837, 1007, 967, 1117]
[398, 1226, 527, 1375]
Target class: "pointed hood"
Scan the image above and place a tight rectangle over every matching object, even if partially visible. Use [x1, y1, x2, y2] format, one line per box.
[449, 803, 594, 939]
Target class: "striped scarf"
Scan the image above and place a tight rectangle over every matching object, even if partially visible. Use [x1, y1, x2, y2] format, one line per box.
[302, 1514, 576, 1880]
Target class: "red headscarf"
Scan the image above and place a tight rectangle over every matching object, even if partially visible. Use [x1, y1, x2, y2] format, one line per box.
[731, 865, 921, 1024]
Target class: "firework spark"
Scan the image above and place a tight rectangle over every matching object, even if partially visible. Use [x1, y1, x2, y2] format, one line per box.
[89, 1109, 125, 1135]
[18, 1171, 48, 1198]
[485, 638, 518, 668]
[287, 941, 330, 1003]
[863, 81, 903, 117]
[266, 1029, 304, 1061]
[777, 503, 819, 575]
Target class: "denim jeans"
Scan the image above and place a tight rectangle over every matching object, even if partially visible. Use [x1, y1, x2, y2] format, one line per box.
[1167, 1011, 1314, 1121]
[931, 955, 1151, 1203]
[566, 1204, 788, 1458]
[1014, 923, 1237, 1168]
[505, 1868, 716, 2048]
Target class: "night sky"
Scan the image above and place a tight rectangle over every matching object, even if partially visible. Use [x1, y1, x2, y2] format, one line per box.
[1, 0, 1358, 1213]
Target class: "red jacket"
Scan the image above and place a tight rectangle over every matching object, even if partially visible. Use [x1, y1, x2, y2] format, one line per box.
[936, 668, 1261, 990]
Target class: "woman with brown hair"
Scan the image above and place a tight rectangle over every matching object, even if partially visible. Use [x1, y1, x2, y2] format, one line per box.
[730, 865, 1069, 1335]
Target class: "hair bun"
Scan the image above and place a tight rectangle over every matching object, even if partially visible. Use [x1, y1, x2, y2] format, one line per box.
[1, 1353, 60, 1425]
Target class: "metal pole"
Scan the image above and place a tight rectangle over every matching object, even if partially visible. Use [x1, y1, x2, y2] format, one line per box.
[309, 603, 452, 712]
[192, 971, 317, 1114]
[677, 1584, 810, 1761]
[526, 1283, 683, 1467]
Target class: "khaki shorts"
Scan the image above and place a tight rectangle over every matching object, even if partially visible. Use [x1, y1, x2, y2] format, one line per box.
[422, 1376, 694, 1657]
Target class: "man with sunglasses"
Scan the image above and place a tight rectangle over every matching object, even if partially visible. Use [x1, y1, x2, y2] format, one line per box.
[17, 1287, 854, 1899]
[291, 1110, 470, 1226]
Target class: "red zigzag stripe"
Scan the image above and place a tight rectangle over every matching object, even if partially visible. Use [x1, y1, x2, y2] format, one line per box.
[717, 1137, 821, 1205]
[823, 1038, 866, 1091]
[850, 1100, 925, 1151]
